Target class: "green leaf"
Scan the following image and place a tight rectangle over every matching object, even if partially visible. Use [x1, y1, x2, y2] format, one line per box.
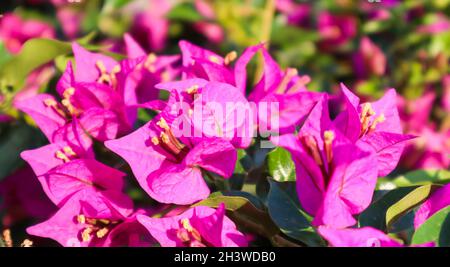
[391, 169, 450, 187]
[229, 149, 253, 190]
[166, 3, 203, 22]
[267, 147, 296, 182]
[267, 180, 324, 246]
[412, 206, 450, 247]
[0, 123, 46, 179]
[193, 192, 279, 239]
[0, 42, 12, 68]
[104, 0, 132, 8]
[0, 38, 72, 91]
[359, 187, 419, 231]
[386, 184, 439, 230]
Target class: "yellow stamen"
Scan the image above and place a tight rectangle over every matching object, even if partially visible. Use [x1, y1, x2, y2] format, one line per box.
[324, 130, 335, 164]
[98, 219, 111, 225]
[151, 136, 160, 145]
[96, 228, 109, 239]
[156, 117, 170, 130]
[276, 68, 298, 94]
[181, 218, 193, 232]
[287, 75, 311, 94]
[161, 71, 170, 82]
[144, 53, 157, 73]
[63, 87, 75, 99]
[160, 132, 170, 144]
[63, 146, 76, 157]
[44, 98, 58, 107]
[368, 114, 385, 133]
[180, 219, 202, 242]
[81, 228, 93, 242]
[360, 103, 375, 121]
[186, 85, 199, 94]
[2, 229, 12, 247]
[224, 51, 237, 65]
[55, 151, 70, 163]
[302, 135, 323, 166]
[20, 239, 33, 247]
[208, 55, 220, 64]
[112, 65, 121, 74]
[145, 53, 157, 65]
[177, 229, 190, 242]
[96, 61, 107, 74]
[77, 215, 86, 224]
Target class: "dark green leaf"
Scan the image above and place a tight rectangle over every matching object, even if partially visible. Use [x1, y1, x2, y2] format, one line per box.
[0, 123, 46, 179]
[267, 180, 324, 246]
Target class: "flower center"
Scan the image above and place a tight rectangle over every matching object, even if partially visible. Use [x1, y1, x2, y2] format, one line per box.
[143, 53, 157, 73]
[76, 214, 120, 243]
[95, 60, 121, 89]
[359, 103, 385, 137]
[43, 88, 80, 119]
[299, 130, 335, 182]
[55, 146, 78, 163]
[224, 51, 237, 65]
[276, 68, 298, 94]
[176, 218, 208, 247]
[151, 117, 189, 162]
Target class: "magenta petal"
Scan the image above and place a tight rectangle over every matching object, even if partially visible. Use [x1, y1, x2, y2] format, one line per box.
[248, 48, 283, 102]
[105, 122, 166, 190]
[137, 214, 183, 247]
[79, 108, 120, 141]
[53, 119, 93, 152]
[194, 81, 253, 148]
[124, 33, 147, 58]
[262, 91, 323, 132]
[56, 61, 75, 95]
[179, 40, 224, 66]
[318, 226, 403, 247]
[185, 138, 237, 178]
[137, 205, 247, 247]
[155, 78, 209, 92]
[40, 159, 125, 206]
[358, 132, 416, 177]
[26, 195, 87, 247]
[234, 44, 264, 94]
[314, 143, 378, 228]
[271, 134, 325, 215]
[191, 204, 248, 247]
[15, 94, 67, 141]
[190, 203, 225, 246]
[20, 141, 93, 176]
[334, 83, 361, 142]
[104, 215, 154, 247]
[72, 42, 118, 82]
[300, 95, 332, 149]
[191, 58, 234, 84]
[147, 163, 210, 205]
[370, 89, 402, 134]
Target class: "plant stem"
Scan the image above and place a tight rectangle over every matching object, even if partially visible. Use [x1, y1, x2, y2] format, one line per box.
[253, 0, 275, 85]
